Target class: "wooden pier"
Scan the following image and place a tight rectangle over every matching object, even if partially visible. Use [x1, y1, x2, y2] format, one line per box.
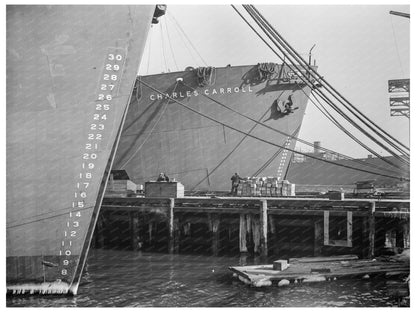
[96, 196, 409, 259]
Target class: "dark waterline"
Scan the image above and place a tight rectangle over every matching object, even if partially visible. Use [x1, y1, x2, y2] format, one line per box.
[7, 249, 401, 307]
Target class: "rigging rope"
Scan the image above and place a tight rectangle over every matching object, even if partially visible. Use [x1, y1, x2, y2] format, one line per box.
[300, 84, 405, 173]
[119, 81, 179, 169]
[146, 27, 153, 75]
[139, 79, 408, 181]
[232, 5, 409, 165]
[243, 4, 410, 162]
[251, 126, 300, 177]
[245, 5, 410, 158]
[160, 20, 169, 72]
[190, 101, 275, 191]
[169, 12, 208, 67]
[164, 14, 179, 71]
[181, 80, 404, 175]
[389, 14, 405, 76]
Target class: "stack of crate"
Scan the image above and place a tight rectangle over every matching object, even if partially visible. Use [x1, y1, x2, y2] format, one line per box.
[237, 177, 295, 197]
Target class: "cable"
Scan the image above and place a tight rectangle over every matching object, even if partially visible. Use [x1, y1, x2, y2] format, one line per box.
[389, 14, 404, 77]
[119, 81, 179, 169]
[169, 12, 208, 66]
[304, 86, 405, 173]
[190, 102, 275, 190]
[233, 5, 409, 165]
[7, 205, 94, 229]
[181, 78, 404, 173]
[146, 28, 153, 75]
[246, 5, 409, 157]
[165, 14, 179, 71]
[160, 20, 168, 72]
[240, 4, 409, 160]
[139, 79, 408, 181]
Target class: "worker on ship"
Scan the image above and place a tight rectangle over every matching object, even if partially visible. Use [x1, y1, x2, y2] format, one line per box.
[231, 172, 242, 195]
[157, 172, 170, 182]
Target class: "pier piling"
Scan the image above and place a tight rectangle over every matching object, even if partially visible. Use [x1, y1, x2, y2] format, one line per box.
[260, 200, 268, 258]
[368, 201, 376, 258]
[239, 214, 248, 253]
[168, 198, 175, 254]
[314, 220, 323, 256]
[99, 196, 409, 259]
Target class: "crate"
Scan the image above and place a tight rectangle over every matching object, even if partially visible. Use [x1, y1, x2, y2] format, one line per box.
[145, 182, 185, 198]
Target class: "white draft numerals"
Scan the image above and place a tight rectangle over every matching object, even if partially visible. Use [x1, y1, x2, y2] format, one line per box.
[60, 49, 125, 278]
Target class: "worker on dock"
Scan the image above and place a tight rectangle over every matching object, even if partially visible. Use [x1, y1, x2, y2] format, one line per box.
[231, 172, 242, 195]
[157, 172, 170, 182]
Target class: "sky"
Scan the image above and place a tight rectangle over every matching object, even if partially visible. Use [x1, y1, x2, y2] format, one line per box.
[138, 4, 410, 159]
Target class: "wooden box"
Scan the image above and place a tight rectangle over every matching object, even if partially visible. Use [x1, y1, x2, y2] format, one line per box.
[273, 260, 288, 271]
[145, 182, 184, 198]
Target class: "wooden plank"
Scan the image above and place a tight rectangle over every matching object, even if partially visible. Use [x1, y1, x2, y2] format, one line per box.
[347, 211, 353, 247]
[239, 214, 247, 253]
[260, 200, 268, 258]
[168, 198, 175, 254]
[209, 214, 220, 256]
[314, 220, 323, 256]
[324, 210, 329, 245]
[368, 202, 376, 258]
[289, 255, 359, 263]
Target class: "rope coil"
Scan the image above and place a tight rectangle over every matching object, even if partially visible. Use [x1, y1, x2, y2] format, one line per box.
[257, 62, 276, 81]
[196, 66, 216, 87]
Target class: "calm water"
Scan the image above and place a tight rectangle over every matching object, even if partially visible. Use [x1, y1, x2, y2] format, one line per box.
[7, 249, 403, 307]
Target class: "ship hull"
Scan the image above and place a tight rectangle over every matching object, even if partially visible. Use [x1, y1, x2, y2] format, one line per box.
[6, 5, 154, 294]
[114, 65, 313, 192]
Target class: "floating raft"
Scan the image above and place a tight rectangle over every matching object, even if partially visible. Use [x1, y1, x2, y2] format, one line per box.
[229, 255, 409, 287]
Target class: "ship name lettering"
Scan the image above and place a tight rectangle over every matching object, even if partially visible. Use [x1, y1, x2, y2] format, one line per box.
[148, 85, 253, 100]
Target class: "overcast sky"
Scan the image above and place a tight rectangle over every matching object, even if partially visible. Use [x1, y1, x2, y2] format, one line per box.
[139, 4, 410, 159]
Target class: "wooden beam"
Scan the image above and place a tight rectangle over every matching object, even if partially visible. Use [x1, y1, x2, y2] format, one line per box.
[209, 214, 220, 256]
[239, 214, 248, 253]
[131, 212, 139, 251]
[324, 210, 329, 246]
[368, 201, 376, 258]
[314, 219, 323, 256]
[260, 200, 268, 258]
[346, 211, 353, 247]
[168, 198, 175, 254]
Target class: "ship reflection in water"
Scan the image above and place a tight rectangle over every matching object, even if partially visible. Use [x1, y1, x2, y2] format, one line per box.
[7, 249, 401, 307]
